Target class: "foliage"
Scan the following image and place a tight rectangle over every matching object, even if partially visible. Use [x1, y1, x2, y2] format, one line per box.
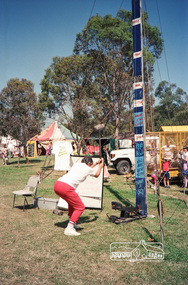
[74, 10, 163, 146]
[154, 81, 188, 129]
[39, 55, 102, 153]
[0, 78, 42, 159]
[39, 10, 163, 149]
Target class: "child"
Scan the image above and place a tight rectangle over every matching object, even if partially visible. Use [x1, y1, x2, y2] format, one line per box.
[162, 156, 170, 188]
[151, 164, 157, 187]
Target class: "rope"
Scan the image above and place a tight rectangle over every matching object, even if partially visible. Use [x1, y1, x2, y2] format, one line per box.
[118, 0, 124, 11]
[163, 199, 182, 227]
[155, 0, 171, 84]
[89, 0, 96, 19]
[40, 154, 54, 180]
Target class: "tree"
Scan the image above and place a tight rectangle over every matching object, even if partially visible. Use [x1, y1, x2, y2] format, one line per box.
[39, 55, 101, 154]
[74, 10, 163, 148]
[40, 10, 163, 150]
[0, 78, 42, 164]
[154, 80, 188, 128]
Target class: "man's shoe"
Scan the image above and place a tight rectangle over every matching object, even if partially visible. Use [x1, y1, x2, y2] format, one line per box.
[64, 227, 80, 236]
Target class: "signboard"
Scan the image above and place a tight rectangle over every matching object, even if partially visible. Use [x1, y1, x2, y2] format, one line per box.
[27, 141, 37, 158]
[58, 156, 104, 210]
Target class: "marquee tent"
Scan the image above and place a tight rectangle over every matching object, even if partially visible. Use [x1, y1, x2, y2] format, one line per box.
[27, 121, 66, 157]
[42, 118, 80, 141]
[29, 121, 65, 148]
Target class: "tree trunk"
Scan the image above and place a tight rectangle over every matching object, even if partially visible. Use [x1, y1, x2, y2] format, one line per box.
[114, 114, 119, 150]
[24, 145, 29, 164]
[129, 103, 132, 131]
[17, 155, 20, 168]
[76, 141, 82, 156]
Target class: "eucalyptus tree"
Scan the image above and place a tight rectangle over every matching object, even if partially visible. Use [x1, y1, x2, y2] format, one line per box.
[39, 55, 100, 153]
[154, 80, 188, 128]
[74, 10, 163, 148]
[0, 78, 42, 163]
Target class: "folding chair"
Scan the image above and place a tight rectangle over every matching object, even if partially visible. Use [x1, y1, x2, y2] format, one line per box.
[13, 176, 40, 211]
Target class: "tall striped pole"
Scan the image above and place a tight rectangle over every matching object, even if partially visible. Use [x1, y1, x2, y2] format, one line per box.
[132, 0, 147, 216]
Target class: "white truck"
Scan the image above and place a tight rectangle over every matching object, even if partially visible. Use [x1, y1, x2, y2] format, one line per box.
[110, 148, 135, 175]
[110, 146, 154, 175]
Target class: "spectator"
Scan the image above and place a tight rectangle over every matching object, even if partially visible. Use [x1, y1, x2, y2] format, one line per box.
[182, 147, 188, 188]
[3, 150, 9, 165]
[162, 155, 170, 188]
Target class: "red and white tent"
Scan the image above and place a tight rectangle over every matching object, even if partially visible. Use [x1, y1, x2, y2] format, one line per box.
[30, 121, 65, 149]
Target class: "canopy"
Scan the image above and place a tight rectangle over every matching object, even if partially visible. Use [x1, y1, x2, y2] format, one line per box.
[160, 126, 188, 133]
[60, 124, 81, 141]
[29, 121, 65, 149]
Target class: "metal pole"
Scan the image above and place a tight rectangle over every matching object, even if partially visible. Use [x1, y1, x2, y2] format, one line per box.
[155, 155, 164, 250]
[132, 0, 147, 216]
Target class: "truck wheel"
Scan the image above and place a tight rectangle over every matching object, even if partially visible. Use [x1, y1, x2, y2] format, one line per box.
[116, 160, 131, 175]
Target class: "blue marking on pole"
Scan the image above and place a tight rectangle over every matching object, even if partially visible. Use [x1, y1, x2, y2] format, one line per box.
[134, 58, 142, 76]
[133, 25, 141, 52]
[132, 0, 140, 18]
[134, 106, 143, 113]
[132, 0, 147, 216]
[134, 87, 142, 99]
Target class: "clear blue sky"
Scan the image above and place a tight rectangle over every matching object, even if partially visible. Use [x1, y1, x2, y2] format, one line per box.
[0, 0, 188, 102]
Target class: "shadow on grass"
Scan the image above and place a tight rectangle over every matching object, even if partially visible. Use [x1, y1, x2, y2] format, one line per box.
[13, 205, 37, 211]
[54, 212, 99, 229]
[142, 227, 159, 243]
[108, 169, 117, 175]
[8, 159, 43, 165]
[180, 189, 188, 195]
[105, 185, 134, 207]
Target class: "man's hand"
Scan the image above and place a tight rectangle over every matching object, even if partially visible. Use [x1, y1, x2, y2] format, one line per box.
[97, 158, 103, 165]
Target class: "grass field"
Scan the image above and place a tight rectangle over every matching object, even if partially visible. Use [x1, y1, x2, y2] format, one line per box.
[0, 157, 188, 284]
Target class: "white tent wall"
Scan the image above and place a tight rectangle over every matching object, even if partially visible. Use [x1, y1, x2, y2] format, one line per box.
[0, 135, 24, 157]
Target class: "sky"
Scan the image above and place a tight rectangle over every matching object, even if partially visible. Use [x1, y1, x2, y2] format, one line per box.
[0, 0, 188, 103]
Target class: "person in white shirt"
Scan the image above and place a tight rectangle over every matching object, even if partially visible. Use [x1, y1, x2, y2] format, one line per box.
[161, 140, 175, 160]
[54, 156, 104, 236]
[182, 146, 188, 162]
[182, 147, 188, 188]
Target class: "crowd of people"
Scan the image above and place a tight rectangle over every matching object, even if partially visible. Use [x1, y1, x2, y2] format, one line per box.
[148, 139, 188, 189]
[0, 145, 23, 165]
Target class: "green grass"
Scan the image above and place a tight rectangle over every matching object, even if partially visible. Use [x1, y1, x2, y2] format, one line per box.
[0, 157, 188, 284]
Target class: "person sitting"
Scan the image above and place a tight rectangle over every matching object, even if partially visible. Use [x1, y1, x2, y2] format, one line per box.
[161, 140, 176, 161]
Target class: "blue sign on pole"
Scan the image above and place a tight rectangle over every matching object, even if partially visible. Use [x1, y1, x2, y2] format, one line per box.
[132, 0, 147, 216]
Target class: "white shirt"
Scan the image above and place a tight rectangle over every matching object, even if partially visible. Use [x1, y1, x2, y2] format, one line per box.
[52, 141, 73, 171]
[161, 144, 175, 159]
[58, 163, 96, 189]
[182, 151, 188, 161]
